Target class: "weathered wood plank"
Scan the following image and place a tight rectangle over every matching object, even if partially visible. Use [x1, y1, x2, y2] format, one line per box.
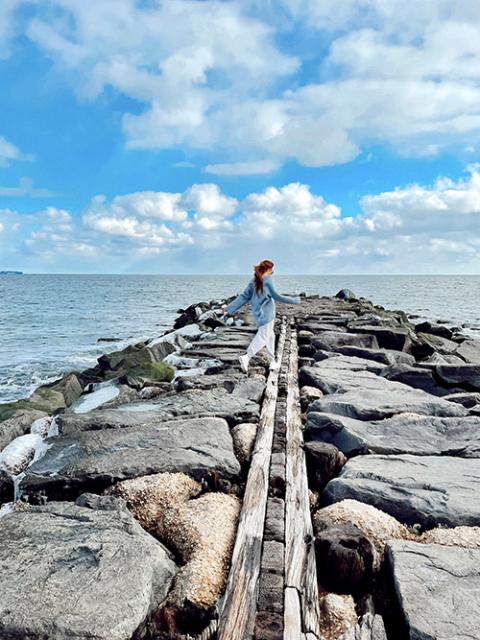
[284, 323, 322, 639]
[284, 586, 302, 640]
[217, 316, 288, 640]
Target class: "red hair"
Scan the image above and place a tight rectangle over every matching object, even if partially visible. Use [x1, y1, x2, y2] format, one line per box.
[253, 259, 274, 294]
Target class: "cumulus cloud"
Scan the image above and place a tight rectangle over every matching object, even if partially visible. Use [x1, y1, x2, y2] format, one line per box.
[83, 195, 193, 248]
[239, 183, 344, 242]
[90, 192, 188, 222]
[4, 168, 480, 272]
[0, 206, 96, 268]
[7, 0, 480, 171]
[82, 184, 238, 250]
[24, 0, 298, 171]
[80, 169, 480, 272]
[181, 184, 237, 218]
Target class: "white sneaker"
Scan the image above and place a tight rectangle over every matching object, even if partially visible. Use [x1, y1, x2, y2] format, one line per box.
[268, 357, 279, 370]
[238, 354, 249, 373]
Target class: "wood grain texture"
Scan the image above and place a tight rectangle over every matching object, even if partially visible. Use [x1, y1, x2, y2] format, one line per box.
[217, 316, 288, 640]
[284, 323, 322, 640]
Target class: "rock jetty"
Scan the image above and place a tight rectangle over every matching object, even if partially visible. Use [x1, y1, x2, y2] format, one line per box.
[0, 288, 479, 639]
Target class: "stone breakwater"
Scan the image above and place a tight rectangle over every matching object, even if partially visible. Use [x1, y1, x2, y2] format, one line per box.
[0, 289, 479, 639]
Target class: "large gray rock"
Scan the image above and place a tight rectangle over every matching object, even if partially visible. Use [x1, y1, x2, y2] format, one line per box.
[340, 613, 387, 640]
[455, 338, 480, 363]
[322, 454, 480, 528]
[443, 391, 480, 408]
[110, 384, 262, 424]
[435, 364, 480, 390]
[414, 321, 454, 340]
[300, 365, 390, 395]
[380, 363, 449, 396]
[200, 326, 258, 341]
[313, 353, 387, 373]
[58, 377, 265, 435]
[145, 339, 177, 362]
[309, 380, 467, 419]
[0, 409, 47, 451]
[174, 373, 265, 400]
[350, 325, 411, 351]
[0, 500, 178, 640]
[298, 319, 351, 331]
[416, 332, 460, 355]
[181, 346, 247, 364]
[335, 289, 357, 301]
[334, 345, 415, 367]
[312, 332, 380, 352]
[421, 352, 466, 366]
[56, 411, 207, 436]
[306, 411, 480, 457]
[21, 416, 241, 501]
[386, 540, 480, 640]
[97, 343, 156, 371]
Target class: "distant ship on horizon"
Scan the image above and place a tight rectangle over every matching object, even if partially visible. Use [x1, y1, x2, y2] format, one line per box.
[0, 270, 23, 275]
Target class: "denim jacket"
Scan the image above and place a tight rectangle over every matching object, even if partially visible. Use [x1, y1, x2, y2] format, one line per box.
[226, 275, 301, 327]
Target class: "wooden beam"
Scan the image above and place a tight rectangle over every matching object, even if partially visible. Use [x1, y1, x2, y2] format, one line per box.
[217, 316, 288, 640]
[284, 323, 322, 640]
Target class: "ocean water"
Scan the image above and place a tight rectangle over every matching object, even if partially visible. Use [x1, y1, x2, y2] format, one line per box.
[1, 274, 479, 403]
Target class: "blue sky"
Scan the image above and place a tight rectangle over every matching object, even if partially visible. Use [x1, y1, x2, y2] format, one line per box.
[1, 0, 480, 274]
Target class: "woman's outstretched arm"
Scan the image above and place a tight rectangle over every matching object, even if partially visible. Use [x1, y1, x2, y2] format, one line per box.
[263, 277, 301, 305]
[226, 281, 254, 315]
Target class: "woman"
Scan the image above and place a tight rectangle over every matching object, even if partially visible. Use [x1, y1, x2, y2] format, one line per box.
[222, 259, 301, 373]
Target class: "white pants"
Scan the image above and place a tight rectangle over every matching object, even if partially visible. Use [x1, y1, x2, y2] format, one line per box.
[246, 319, 275, 360]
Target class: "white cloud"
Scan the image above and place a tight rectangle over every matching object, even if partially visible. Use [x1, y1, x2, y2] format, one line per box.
[14, 0, 480, 168]
[4, 167, 480, 273]
[0, 177, 57, 197]
[90, 191, 188, 222]
[0, 136, 33, 167]
[25, 0, 297, 161]
[1, 0, 478, 171]
[181, 184, 237, 218]
[83, 197, 193, 248]
[359, 170, 480, 236]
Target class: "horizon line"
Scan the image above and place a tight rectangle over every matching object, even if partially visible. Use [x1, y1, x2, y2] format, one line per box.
[1, 272, 478, 277]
